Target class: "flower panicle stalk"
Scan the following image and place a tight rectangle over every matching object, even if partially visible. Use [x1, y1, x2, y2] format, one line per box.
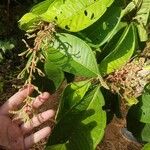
[10, 22, 56, 122]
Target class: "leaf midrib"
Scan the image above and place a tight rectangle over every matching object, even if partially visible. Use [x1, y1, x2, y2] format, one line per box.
[57, 86, 101, 146]
[57, 86, 99, 124]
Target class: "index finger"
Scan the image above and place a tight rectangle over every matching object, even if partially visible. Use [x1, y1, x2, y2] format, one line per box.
[0, 85, 34, 115]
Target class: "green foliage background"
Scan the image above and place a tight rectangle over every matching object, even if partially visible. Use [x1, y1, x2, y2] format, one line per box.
[0, 0, 150, 149]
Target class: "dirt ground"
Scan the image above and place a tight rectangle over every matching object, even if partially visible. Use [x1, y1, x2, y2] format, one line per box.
[98, 117, 142, 150]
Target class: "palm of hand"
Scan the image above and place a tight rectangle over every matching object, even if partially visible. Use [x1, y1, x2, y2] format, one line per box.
[0, 86, 55, 150]
[0, 116, 24, 149]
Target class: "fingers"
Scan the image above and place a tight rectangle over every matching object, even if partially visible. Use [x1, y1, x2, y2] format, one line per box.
[0, 85, 34, 115]
[32, 92, 50, 109]
[21, 110, 55, 135]
[12, 92, 51, 125]
[24, 127, 51, 149]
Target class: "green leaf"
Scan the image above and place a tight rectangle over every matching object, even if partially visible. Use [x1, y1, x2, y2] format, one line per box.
[127, 86, 150, 143]
[0, 39, 15, 52]
[0, 53, 3, 63]
[137, 0, 150, 25]
[99, 23, 136, 76]
[126, 84, 150, 124]
[127, 109, 150, 143]
[121, 1, 136, 17]
[81, 4, 122, 46]
[142, 143, 150, 150]
[31, 0, 55, 14]
[57, 80, 91, 120]
[43, 33, 100, 77]
[0, 39, 15, 62]
[47, 85, 106, 150]
[19, 0, 114, 32]
[19, 13, 40, 32]
[41, 0, 114, 32]
[19, 0, 55, 31]
[139, 123, 150, 143]
[140, 85, 150, 123]
[135, 0, 150, 41]
[44, 62, 64, 90]
[99, 23, 127, 58]
[136, 23, 148, 42]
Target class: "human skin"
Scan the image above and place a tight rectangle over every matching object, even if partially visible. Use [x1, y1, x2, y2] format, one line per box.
[0, 85, 55, 150]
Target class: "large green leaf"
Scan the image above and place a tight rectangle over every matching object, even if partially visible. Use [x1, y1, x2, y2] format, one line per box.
[46, 84, 106, 150]
[99, 23, 136, 76]
[41, 0, 114, 32]
[19, 0, 114, 32]
[81, 3, 122, 46]
[43, 33, 100, 78]
[44, 62, 64, 90]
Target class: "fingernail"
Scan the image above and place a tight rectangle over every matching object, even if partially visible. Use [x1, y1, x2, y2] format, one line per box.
[40, 92, 50, 100]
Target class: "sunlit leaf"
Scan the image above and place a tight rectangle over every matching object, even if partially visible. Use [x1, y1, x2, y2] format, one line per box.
[19, 0, 114, 32]
[99, 23, 136, 76]
[80, 4, 122, 46]
[43, 33, 100, 78]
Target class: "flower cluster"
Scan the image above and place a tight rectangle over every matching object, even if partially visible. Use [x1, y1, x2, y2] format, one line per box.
[10, 22, 56, 122]
[106, 57, 150, 105]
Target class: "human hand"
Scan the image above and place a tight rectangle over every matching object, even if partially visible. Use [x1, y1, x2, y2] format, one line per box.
[0, 85, 55, 150]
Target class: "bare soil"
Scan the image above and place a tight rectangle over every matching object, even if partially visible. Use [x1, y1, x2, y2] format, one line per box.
[98, 116, 142, 150]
